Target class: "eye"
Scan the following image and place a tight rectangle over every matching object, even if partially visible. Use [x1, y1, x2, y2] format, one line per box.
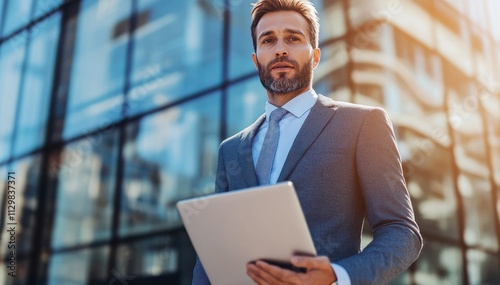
[262, 38, 274, 44]
[290, 36, 301, 42]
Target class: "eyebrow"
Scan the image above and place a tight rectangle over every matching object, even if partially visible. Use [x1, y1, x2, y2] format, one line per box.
[257, 28, 306, 41]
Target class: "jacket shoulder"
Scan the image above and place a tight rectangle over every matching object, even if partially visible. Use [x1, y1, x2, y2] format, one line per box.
[318, 93, 384, 111]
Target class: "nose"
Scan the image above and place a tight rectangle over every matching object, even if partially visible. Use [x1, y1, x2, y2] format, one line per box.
[274, 41, 288, 57]
[275, 49, 288, 57]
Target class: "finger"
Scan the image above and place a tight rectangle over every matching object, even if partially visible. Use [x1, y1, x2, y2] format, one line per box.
[255, 261, 301, 284]
[247, 262, 277, 285]
[291, 255, 330, 270]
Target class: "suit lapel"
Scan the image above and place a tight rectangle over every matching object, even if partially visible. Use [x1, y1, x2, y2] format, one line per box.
[237, 114, 266, 187]
[277, 95, 338, 182]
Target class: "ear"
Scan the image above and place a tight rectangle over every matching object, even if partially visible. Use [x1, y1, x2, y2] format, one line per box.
[312, 48, 321, 68]
[252, 53, 259, 70]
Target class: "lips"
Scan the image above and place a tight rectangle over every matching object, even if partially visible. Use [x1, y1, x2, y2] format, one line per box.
[271, 62, 295, 70]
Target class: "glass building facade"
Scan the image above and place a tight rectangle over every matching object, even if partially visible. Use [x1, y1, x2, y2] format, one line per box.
[0, 0, 499, 284]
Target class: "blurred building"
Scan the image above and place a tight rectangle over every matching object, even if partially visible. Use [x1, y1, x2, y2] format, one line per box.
[0, 0, 499, 284]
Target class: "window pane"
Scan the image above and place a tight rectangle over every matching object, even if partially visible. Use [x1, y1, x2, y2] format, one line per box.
[467, 1, 487, 30]
[2, 0, 32, 37]
[227, 77, 267, 136]
[120, 93, 220, 236]
[317, 0, 345, 40]
[34, 0, 62, 19]
[471, 30, 495, 80]
[393, 28, 445, 107]
[61, 0, 131, 139]
[484, 94, 500, 186]
[14, 14, 60, 156]
[0, 258, 29, 285]
[228, 0, 255, 79]
[0, 42, 26, 162]
[314, 42, 351, 102]
[400, 131, 459, 240]
[49, 131, 119, 249]
[0, 0, 5, 34]
[467, 249, 500, 285]
[47, 246, 109, 285]
[435, 17, 473, 77]
[459, 172, 497, 250]
[443, 0, 466, 13]
[415, 241, 463, 285]
[487, 0, 500, 41]
[128, 0, 222, 115]
[0, 156, 41, 261]
[447, 84, 488, 176]
[116, 232, 196, 283]
[447, 81, 497, 250]
[0, 166, 6, 209]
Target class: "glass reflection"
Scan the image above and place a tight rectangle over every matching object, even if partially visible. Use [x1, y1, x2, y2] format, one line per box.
[313, 41, 351, 102]
[467, 250, 500, 285]
[2, 0, 32, 37]
[0, 43, 26, 162]
[394, 28, 444, 107]
[320, 0, 345, 40]
[228, 0, 256, 79]
[14, 14, 60, 156]
[486, 111, 500, 186]
[0, 0, 4, 34]
[467, 1, 488, 30]
[415, 241, 463, 285]
[399, 130, 459, 240]
[50, 131, 118, 249]
[459, 173, 497, 250]
[0, 258, 28, 285]
[447, 74, 496, 250]
[127, 0, 223, 115]
[62, 0, 130, 139]
[227, 77, 267, 136]
[487, 0, 500, 41]
[120, 93, 220, 236]
[0, 166, 5, 240]
[116, 233, 196, 281]
[0, 156, 41, 261]
[442, 0, 466, 13]
[47, 246, 109, 285]
[471, 29, 495, 80]
[34, 0, 62, 19]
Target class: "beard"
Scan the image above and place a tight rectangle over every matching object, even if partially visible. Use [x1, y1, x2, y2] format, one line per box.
[257, 56, 313, 94]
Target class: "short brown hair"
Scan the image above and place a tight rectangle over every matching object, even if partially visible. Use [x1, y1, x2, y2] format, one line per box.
[251, 0, 320, 51]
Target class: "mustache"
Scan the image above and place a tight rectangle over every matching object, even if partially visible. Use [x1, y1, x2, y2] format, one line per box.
[266, 57, 299, 69]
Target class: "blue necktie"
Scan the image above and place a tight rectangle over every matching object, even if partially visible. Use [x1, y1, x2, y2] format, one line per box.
[256, 108, 288, 185]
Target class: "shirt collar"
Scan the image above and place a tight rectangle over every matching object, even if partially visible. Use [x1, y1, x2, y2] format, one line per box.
[264, 89, 318, 121]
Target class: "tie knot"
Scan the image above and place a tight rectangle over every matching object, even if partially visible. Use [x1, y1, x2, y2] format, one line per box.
[269, 108, 288, 123]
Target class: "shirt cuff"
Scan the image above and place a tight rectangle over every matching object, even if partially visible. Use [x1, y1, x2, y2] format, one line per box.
[331, 263, 351, 285]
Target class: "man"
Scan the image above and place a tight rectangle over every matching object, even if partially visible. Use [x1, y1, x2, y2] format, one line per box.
[193, 0, 422, 284]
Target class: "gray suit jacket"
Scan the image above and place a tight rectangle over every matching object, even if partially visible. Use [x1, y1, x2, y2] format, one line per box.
[192, 95, 423, 285]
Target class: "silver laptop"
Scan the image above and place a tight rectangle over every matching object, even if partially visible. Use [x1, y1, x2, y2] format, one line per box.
[177, 181, 316, 285]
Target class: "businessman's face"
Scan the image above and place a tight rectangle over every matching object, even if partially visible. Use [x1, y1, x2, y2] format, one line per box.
[252, 11, 320, 95]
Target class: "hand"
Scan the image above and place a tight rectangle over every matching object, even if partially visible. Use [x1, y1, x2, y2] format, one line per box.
[246, 255, 337, 285]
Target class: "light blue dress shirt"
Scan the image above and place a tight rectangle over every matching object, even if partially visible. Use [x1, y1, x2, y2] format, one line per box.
[252, 89, 351, 285]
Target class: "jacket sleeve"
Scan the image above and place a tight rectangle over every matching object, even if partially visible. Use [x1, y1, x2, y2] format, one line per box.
[191, 145, 228, 284]
[336, 107, 423, 284]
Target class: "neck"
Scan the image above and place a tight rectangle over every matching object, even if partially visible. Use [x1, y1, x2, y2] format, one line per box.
[267, 86, 311, 107]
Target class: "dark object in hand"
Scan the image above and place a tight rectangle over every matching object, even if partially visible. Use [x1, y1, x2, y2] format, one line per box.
[250, 259, 307, 273]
